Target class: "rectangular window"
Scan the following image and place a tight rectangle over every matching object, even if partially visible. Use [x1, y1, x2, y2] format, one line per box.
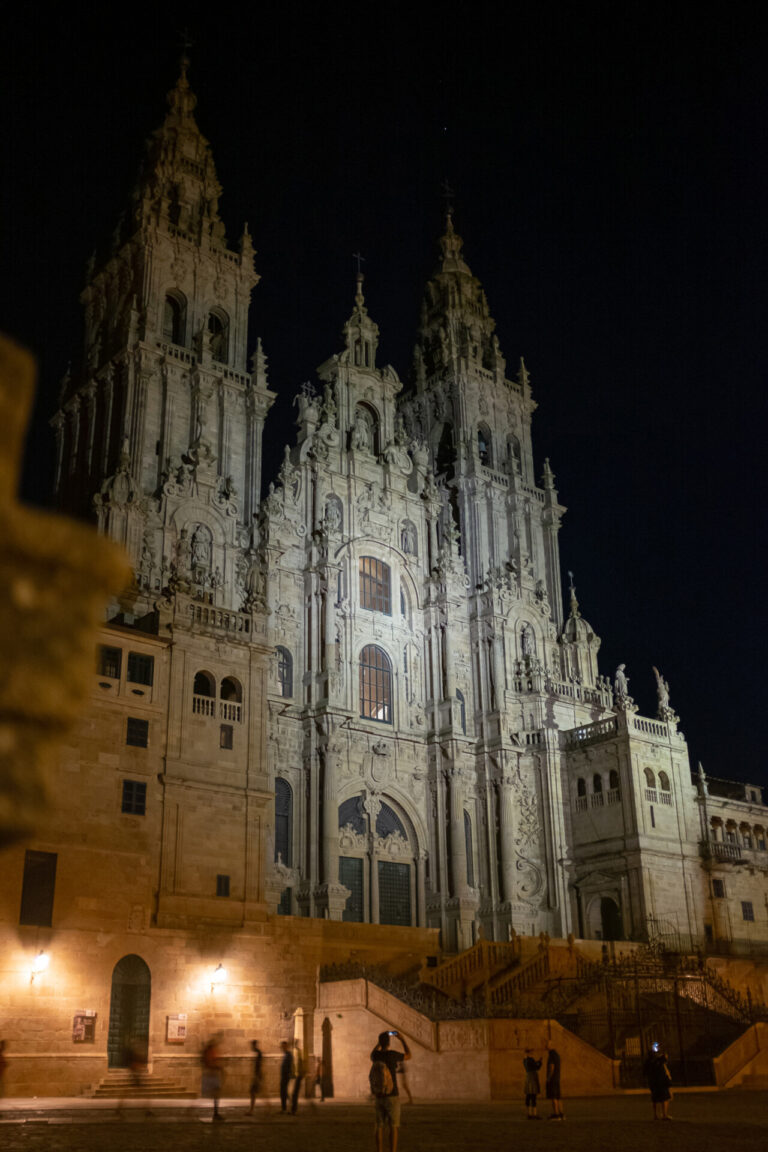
[742, 900, 755, 922]
[378, 860, 411, 926]
[19, 850, 57, 927]
[359, 557, 391, 614]
[127, 652, 154, 686]
[216, 874, 230, 898]
[220, 724, 233, 750]
[126, 717, 149, 747]
[121, 779, 147, 815]
[340, 857, 364, 922]
[712, 878, 725, 899]
[99, 645, 122, 679]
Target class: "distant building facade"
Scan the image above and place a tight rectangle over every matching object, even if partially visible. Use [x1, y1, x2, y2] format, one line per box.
[2, 62, 767, 1093]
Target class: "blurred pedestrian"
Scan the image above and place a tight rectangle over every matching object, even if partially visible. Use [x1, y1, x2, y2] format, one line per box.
[290, 1040, 305, 1114]
[0, 1040, 8, 1098]
[523, 1048, 542, 1119]
[201, 1035, 225, 1122]
[545, 1040, 563, 1119]
[370, 1028, 411, 1152]
[246, 1039, 262, 1114]
[313, 1055, 324, 1101]
[279, 1040, 292, 1112]
[643, 1042, 672, 1120]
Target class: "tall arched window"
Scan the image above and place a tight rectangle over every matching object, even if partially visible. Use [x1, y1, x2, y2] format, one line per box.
[192, 670, 216, 715]
[276, 646, 293, 698]
[359, 557, 391, 615]
[644, 767, 656, 789]
[208, 309, 229, 363]
[577, 777, 587, 797]
[464, 810, 475, 888]
[456, 689, 467, 735]
[593, 773, 603, 794]
[609, 769, 620, 791]
[659, 771, 671, 792]
[162, 292, 185, 344]
[220, 676, 242, 703]
[478, 424, 493, 467]
[359, 645, 392, 723]
[194, 670, 215, 697]
[275, 778, 293, 866]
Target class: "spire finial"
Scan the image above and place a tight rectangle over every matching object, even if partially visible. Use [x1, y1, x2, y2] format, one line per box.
[352, 251, 366, 308]
[167, 31, 197, 118]
[179, 27, 193, 75]
[441, 179, 455, 227]
[567, 570, 580, 617]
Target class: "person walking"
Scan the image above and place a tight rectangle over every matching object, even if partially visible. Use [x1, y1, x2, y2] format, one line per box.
[201, 1035, 225, 1122]
[523, 1048, 542, 1119]
[313, 1055, 324, 1101]
[279, 1040, 293, 1113]
[370, 1029, 411, 1152]
[246, 1039, 262, 1115]
[545, 1040, 563, 1119]
[643, 1042, 673, 1120]
[290, 1041, 305, 1114]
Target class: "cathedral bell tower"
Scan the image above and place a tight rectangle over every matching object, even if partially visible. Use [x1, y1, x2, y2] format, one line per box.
[52, 56, 275, 614]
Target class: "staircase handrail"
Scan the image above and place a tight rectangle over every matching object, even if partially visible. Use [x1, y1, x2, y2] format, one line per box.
[421, 938, 521, 993]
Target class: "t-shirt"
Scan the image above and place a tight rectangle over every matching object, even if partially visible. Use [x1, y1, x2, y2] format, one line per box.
[370, 1049, 404, 1097]
[546, 1049, 560, 1079]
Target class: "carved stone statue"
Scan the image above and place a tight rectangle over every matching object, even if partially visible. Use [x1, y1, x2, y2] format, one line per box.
[521, 624, 533, 657]
[614, 663, 629, 698]
[191, 526, 210, 569]
[653, 665, 670, 709]
[352, 408, 370, 451]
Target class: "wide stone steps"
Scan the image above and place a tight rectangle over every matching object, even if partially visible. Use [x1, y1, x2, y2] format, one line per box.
[88, 1072, 197, 1098]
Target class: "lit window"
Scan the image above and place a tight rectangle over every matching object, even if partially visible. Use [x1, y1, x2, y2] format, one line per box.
[359, 645, 392, 724]
[121, 779, 147, 815]
[742, 901, 755, 922]
[216, 874, 230, 898]
[360, 557, 391, 615]
[276, 647, 293, 698]
[126, 717, 149, 748]
[99, 645, 122, 679]
[127, 652, 154, 686]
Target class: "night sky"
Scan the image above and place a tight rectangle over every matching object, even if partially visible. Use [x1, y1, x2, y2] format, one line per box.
[3, 6, 767, 786]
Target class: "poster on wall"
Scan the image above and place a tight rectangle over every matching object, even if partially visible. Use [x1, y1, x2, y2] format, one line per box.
[166, 1013, 187, 1043]
[72, 1010, 97, 1043]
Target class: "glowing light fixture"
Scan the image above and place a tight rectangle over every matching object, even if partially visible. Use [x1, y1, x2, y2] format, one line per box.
[211, 963, 227, 992]
[31, 950, 50, 982]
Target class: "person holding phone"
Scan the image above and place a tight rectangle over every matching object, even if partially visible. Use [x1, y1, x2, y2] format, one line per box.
[643, 1041, 673, 1120]
[370, 1029, 411, 1152]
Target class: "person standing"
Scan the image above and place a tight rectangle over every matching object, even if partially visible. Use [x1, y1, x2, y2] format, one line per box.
[545, 1041, 563, 1119]
[643, 1042, 673, 1120]
[279, 1040, 293, 1113]
[522, 1048, 542, 1119]
[246, 1039, 262, 1115]
[201, 1036, 225, 1122]
[290, 1041, 305, 1114]
[370, 1029, 411, 1152]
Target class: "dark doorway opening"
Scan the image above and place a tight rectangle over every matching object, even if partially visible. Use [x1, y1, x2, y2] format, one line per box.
[107, 954, 151, 1068]
[601, 897, 623, 941]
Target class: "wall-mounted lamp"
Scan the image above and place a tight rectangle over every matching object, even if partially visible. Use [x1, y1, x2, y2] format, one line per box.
[211, 963, 227, 992]
[31, 950, 49, 983]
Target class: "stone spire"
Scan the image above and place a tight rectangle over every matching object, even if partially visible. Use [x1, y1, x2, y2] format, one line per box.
[341, 268, 380, 370]
[130, 52, 226, 246]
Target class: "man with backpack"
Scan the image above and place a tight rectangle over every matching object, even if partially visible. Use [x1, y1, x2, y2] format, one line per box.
[370, 1029, 411, 1152]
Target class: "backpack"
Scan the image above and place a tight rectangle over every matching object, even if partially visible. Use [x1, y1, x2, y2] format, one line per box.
[369, 1058, 394, 1097]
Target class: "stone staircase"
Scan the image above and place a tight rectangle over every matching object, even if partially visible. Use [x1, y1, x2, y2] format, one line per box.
[87, 1070, 197, 1098]
[420, 939, 521, 1000]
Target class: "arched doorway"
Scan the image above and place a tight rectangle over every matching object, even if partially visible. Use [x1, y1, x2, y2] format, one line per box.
[338, 795, 417, 926]
[600, 897, 623, 941]
[107, 954, 151, 1067]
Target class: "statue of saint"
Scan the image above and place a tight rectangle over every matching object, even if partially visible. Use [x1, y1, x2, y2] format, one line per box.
[614, 663, 629, 698]
[352, 408, 370, 451]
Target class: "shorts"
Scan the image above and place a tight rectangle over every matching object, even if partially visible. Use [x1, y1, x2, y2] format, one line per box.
[374, 1095, 401, 1127]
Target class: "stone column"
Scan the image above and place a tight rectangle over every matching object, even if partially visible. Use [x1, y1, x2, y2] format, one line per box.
[498, 773, 517, 904]
[322, 748, 338, 885]
[370, 844, 380, 923]
[447, 766, 468, 896]
[442, 614, 456, 699]
[417, 850, 427, 927]
[491, 624, 506, 711]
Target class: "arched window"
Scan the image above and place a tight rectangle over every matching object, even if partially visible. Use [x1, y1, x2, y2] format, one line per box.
[220, 676, 242, 703]
[359, 557, 391, 615]
[276, 646, 293, 698]
[207, 309, 229, 363]
[456, 689, 467, 735]
[162, 292, 185, 344]
[359, 645, 392, 723]
[577, 777, 587, 797]
[376, 803, 407, 840]
[609, 769, 620, 791]
[338, 795, 366, 834]
[659, 771, 671, 792]
[464, 810, 475, 888]
[275, 778, 293, 866]
[477, 424, 492, 467]
[643, 767, 656, 789]
[194, 670, 215, 696]
[593, 773, 603, 794]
